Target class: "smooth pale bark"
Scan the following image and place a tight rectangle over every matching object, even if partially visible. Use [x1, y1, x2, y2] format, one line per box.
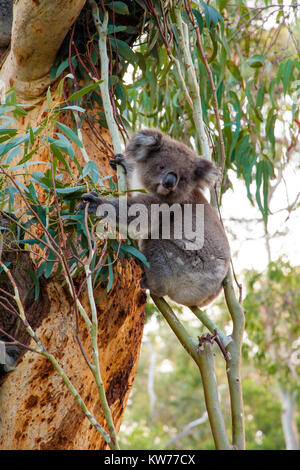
[0, 0, 87, 100]
[278, 385, 299, 450]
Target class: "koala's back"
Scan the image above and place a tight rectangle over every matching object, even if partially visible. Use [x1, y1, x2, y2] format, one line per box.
[140, 190, 230, 307]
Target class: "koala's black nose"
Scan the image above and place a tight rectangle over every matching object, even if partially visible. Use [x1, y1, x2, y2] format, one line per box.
[162, 172, 177, 189]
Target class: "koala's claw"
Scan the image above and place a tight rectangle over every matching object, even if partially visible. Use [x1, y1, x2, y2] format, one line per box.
[77, 191, 102, 214]
[109, 153, 127, 173]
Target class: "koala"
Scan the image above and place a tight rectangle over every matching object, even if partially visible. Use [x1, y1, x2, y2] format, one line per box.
[79, 129, 230, 307]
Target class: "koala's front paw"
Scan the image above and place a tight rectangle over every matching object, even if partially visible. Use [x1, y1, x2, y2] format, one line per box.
[109, 153, 127, 173]
[77, 191, 103, 214]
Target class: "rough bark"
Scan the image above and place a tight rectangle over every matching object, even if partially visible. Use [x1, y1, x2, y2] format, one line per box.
[0, 0, 146, 450]
[0, 260, 145, 449]
[0, 107, 146, 448]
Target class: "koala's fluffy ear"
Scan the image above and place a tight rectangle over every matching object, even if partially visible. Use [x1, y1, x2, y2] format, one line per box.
[126, 129, 163, 161]
[193, 158, 219, 189]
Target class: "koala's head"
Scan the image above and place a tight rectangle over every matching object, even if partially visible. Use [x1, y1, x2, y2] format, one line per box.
[125, 129, 219, 201]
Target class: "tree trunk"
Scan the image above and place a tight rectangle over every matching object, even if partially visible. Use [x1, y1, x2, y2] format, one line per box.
[1, 0, 87, 99]
[0, 261, 145, 449]
[278, 385, 299, 450]
[0, 0, 146, 450]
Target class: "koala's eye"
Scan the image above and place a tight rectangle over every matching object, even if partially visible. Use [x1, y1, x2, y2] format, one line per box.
[159, 165, 165, 170]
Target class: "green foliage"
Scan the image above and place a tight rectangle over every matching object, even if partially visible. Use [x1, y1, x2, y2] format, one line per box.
[0, 85, 148, 290]
[110, 1, 299, 221]
[47, 1, 300, 221]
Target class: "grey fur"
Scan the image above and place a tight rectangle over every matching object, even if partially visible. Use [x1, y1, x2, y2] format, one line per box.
[80, 129, 230, 307]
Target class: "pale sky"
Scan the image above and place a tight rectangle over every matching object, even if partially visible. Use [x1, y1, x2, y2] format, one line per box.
[222, 153, 300, 275]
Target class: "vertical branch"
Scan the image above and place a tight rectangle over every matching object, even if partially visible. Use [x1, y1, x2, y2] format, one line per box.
[173, 9, 211, 159]
[89, 0, 127, 192]
[223, 272, 245, 450]
[65, 207, 119, 449]
[197, 340, 231, 450]
[184, 0, 226, 175]
[180, 1, 245, 448]
[151, 295, 231, 449]
[85, 265, 119, 449]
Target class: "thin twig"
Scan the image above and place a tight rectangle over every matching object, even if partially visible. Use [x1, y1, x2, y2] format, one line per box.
[89, 1, 127, 192]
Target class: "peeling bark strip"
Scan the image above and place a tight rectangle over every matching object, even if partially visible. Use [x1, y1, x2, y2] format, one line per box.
[0, 0, 87, 99]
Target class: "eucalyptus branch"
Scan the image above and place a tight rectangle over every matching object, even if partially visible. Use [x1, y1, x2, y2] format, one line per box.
[42, 350, 111, 443]
[55, 200, 119, 448]
[89, 0, 127, 192]
[197, 339, 231, 450]
[73, 112, 91, 164]
[85, 264, 119, 450]
[81, 208, 119, 449]
[151, 295, 199, 364]
[189, 306, 232, 348]
[61, 238, 120, 449]
[185, 0, 226, 177]
[150, 296, 235, 450]
[173, 8, 211, 159]
[223, 271, 245, 449]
